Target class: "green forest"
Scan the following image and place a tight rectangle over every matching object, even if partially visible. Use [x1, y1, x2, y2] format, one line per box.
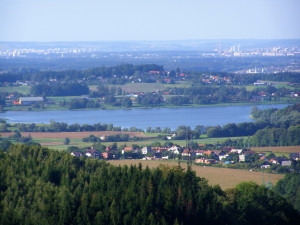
[0, 144, 299, 225]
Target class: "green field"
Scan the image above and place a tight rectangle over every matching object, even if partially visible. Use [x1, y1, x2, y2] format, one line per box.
[0, 85, 31, 95]
[107, 81, 191, 93]
[28, 133, 246, 151]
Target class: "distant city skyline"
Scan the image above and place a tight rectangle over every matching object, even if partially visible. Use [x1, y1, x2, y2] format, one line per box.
[0, 0, 300, 42]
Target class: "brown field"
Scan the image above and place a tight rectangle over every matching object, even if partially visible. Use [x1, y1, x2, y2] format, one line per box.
[108, 160, 284, 190]
[0, 131, 147, 139]
[40, 142, 65, 146]
[251, 146, 300, 153]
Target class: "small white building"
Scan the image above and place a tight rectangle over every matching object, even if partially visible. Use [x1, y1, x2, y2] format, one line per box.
[141, 147, 151, 155]
[219, 155, 228, 161]
[239, 154, 246, 162]
[20, 97, 44, 105]
[168, 146, 180, 154]
[230, 149, 243, 154]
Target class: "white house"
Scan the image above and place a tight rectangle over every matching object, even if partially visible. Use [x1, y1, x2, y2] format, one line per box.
[166, 133, 177, 140]
[168, 146, 180, 154]
[230, 149, 243, 154]
[239, 154, 246, 162]
[219, 155, 228, 161]
[141, 147, 151, 155]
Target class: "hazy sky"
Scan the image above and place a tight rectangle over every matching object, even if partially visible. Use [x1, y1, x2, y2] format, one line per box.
[0, 0, 299, 41]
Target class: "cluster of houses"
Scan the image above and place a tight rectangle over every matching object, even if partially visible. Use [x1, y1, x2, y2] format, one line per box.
[71, 145, 298, 169]
[201, 75, 231, 85]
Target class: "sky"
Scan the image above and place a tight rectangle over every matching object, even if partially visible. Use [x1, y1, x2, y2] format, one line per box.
[0, 0, 299, 42]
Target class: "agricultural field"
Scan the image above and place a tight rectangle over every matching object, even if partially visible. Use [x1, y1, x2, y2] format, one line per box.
[0, 131, 150, 150]
[0, 131, 147, 139]
[0, 130, 248, 151]
[108, 159, 284, 190]
[252, 146, 300, 153]
[0, 85, 31, 95]
[108, 81, 191, 93]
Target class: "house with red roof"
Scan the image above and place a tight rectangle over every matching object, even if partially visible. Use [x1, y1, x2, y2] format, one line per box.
[102, 151, 114, 159]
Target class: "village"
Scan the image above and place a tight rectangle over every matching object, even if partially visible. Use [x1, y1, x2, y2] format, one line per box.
[71, 143, 299, 171]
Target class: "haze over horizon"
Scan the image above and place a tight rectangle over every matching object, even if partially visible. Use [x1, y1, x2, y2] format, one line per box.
[0, 0, 300, 42]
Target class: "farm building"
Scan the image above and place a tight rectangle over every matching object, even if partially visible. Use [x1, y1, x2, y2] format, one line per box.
[15, 97, 44, 105]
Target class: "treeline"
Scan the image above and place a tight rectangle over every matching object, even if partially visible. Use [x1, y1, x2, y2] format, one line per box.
[189, 71, 300, 84]
[248, 103, 300, 147]
[251, 103, 300, 128]
[10, 121, 147, 133]
[85, 63, 164, 78]
[31, 82, 89, 96]
[166, 85, 285, 106]
[64, 98, 101, 110]
[0, 144, 299, 225]
[137, 93, 162, 107]
[0, 64, 164, 82]
[251, 125, 300, 147]
[206, 122, 268, 138]
[207, 103, 300, 140]
[275, 173, 300, 213]
[257, 72, 300, 83]
[14, 121, 123, 132]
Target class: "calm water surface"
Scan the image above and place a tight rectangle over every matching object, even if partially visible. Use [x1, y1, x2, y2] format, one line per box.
[0, 104, 288, 130]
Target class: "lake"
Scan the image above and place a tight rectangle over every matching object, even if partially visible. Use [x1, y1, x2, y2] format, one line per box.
[0, 104, 288, 130]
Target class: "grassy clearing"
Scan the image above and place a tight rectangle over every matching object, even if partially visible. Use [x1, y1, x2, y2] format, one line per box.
[43, 142, 93, 150]
[32, 138, 64, 143]
[0, 86, 31, 95]
[143, 133, 160, 137]
[108, 82, 191, 93]
[108, 160, 284, 190]
[164, 81, 192, 88]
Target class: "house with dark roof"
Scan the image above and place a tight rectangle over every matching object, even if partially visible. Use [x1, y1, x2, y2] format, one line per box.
[222, 147, 233, 152]
[290, 153, 300, 160]
[154, 152, 162, 159]
[212, 150, 225, 157]
[85, 149, 102, 159]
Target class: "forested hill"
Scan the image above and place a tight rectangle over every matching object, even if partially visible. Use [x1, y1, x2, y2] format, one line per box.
[251, 102, 300, 128]
[1, 144, 299, 225]
[249, 103, 300, 146]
